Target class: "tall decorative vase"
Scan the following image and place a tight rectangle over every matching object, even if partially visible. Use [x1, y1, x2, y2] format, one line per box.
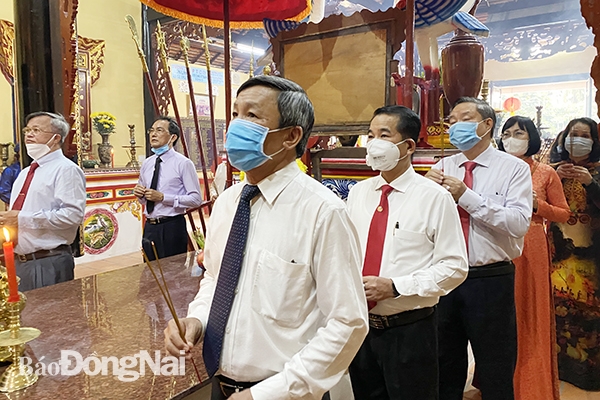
[441, 31, 485, 106]
[97, 133, 113, 168]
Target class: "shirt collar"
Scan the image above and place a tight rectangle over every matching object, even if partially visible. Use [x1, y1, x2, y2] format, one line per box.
[239, 161, 301, 206]
[156, 147, 175, 160]
[457, 144, 495, 168]
[35, 148, 63, 167]
[374, 165, 416, 194]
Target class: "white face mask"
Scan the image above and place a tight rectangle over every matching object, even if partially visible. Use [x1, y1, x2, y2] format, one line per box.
[502, 137, 529, 157]
[365, 138, 410, 171]
[565, 136, 593, 158]
[26, 134, 58, 160]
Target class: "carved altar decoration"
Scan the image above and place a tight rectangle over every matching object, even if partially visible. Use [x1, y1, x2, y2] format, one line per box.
[0, 20, 14, 86]
[580, 0, 600, 118]
[270, 8, 405, 137]
[0, 20, 105, 157]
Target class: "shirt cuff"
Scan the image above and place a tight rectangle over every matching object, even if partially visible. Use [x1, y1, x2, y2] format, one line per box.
[391, 276, 411, 297]
[457, 188, 482, 214]
[162, 193, 175, 206]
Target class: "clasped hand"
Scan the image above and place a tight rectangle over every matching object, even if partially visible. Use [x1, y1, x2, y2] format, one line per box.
[133, 184, 164, 202]
[0, 210, 19, 228]
[556, 163, 592, 185]
[425, 169, 467, 202]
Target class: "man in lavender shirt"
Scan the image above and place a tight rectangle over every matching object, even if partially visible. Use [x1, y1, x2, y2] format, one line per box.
[134, 117, 202, 260]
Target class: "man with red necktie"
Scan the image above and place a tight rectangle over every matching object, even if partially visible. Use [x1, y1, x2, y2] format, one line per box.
[0, 112, 86, 290]
[347, 105, 468, 400]
[426, 97, 533, 400]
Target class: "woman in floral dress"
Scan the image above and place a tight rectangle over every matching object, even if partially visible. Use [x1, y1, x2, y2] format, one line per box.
[498, 116, 570, 399]
[550, 117, 600, 391]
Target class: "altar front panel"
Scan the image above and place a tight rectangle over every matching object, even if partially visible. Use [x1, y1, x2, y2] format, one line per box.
[78, 170, 143, 264]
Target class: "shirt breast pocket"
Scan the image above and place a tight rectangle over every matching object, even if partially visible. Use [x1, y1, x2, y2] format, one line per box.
[392, 230, 430, 264]
[251, 250, 311, 328]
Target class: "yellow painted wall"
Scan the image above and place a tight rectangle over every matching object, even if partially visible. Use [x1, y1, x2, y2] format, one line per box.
[0, 0, 144, 167]
[77, 0, 144, 167]
[0, 2, 13, 143]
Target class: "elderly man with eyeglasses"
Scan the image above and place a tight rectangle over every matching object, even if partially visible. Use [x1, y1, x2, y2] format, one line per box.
[0, 112, 86, 290]
[134, 116, 202, 261]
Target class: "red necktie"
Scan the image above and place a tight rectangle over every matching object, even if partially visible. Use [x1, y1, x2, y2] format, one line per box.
[12, 162, 39, 211]
[363, 184, 393, 310]
[458, 161, 477, 253]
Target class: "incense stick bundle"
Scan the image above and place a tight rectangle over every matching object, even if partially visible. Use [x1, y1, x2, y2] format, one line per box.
[142, 245, 203, 383]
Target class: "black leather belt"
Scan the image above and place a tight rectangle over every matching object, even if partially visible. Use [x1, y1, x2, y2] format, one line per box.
[369, 306, 435, 330]
[216, 375, 260, 398]
[16, 244, 71, 262]
[145, 214, 184, 225]
[468, 261, 514, 279]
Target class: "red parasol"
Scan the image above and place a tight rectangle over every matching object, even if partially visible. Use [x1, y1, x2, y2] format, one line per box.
[139, 0, 311, 28]
[141, 0, 312, 187]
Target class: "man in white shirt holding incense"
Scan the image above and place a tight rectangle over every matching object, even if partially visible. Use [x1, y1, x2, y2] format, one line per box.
[347, 105, 468, 399]
[426, 97, 532, 400]
[164, 75, 368, 400]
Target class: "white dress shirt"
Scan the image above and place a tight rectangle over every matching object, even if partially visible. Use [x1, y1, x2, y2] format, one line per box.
[347, 166, 468, 316]
[433, 145, 532, 266]
[187, 161, 368, 400]
[10, 150, 86, 255]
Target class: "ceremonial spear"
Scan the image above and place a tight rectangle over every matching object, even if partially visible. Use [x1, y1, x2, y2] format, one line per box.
[179, 30, 212, 208]
[200, 25, 220, 171]
[126, 15, 160, 117]
[156, 21, 190, 158]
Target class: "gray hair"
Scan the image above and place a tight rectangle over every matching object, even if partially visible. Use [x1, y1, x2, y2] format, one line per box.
[25, 112, 70, 143]
[237, 75, 314, 158]
[453, 97, 497, 131]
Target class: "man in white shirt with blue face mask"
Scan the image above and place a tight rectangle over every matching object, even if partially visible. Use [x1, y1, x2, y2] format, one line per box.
[134, 116, 203, 261]
[163, 75, 368, 400]
[426, 97, 533, 400]
[0, 112, 86, 290]
[347, 105, 468, 399]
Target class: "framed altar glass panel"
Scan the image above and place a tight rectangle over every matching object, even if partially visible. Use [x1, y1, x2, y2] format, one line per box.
[271, 8, 405, 134]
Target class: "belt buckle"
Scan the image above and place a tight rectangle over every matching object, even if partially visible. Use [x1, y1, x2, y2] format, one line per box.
[369, 315, 385, 330]
[219, 382, 241, 395]
[17, 254, 27, 262]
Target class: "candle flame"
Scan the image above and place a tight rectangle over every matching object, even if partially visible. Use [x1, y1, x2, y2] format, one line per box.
[3, 228, 9, 243]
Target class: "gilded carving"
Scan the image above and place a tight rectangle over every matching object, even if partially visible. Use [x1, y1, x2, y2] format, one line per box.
[0, 20, 14, 84]
[0, 20, 105, 87]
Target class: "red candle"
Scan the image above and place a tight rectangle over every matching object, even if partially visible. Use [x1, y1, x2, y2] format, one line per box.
[3, 228, 19, 303]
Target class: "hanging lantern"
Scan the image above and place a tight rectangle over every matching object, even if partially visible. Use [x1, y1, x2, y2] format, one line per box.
[503, 97, 521, 115]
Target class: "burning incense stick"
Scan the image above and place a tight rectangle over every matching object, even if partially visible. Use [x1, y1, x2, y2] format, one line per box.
[439, 94, 445, 172]
[141, 249, 203, 383]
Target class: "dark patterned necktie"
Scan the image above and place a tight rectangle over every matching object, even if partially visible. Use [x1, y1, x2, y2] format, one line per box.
[146, 156, 162, 214]
[203, 184, 261, 377]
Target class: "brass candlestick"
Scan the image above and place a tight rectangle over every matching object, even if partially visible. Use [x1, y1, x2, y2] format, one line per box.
[0, 301, 40, 392]
[124, 124, 141, 169]
[0, 267, 26, 362]
[0, 144, 11, 172]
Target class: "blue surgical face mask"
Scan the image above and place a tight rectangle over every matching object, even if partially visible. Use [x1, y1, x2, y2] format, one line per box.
[225, 119, 287, 172]
[449, 120, 488, 151]
[151, 136, 175, 156]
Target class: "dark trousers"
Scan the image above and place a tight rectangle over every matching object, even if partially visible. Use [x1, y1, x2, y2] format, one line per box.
[349, 310, 438, 400]
[142, 215, 187, 261]
[210, 376, 331, 399]
[15, 250, 74, 291]
[438, 271, 517, 400]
